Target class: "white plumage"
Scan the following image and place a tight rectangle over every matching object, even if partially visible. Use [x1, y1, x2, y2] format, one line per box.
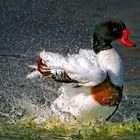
[27, 48, 124, 123]
[28, 49, 108, 86]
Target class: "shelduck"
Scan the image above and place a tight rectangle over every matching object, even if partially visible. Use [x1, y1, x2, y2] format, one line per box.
[27, 19, 136, 123]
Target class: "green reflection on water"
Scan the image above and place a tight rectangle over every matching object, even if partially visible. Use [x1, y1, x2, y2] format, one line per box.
[0, 118, 140, 140]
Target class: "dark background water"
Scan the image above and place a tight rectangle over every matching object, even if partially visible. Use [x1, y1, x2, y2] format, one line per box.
[0, 0, 140, 122]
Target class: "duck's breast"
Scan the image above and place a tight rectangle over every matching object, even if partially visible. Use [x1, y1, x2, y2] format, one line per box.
[97, 48, 124, 87]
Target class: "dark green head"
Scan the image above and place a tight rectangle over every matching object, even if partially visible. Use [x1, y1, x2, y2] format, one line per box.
[95, 19, 126, 40]
[93, 19, 136, 53]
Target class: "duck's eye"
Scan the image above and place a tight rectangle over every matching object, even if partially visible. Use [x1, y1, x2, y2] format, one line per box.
[112, 27, 118, 32]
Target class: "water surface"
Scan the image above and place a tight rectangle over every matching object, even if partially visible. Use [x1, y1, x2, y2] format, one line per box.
[0, 0, 140, 139]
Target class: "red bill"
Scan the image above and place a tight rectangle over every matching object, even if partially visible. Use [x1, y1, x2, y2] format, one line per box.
[118, 29, 136, 47]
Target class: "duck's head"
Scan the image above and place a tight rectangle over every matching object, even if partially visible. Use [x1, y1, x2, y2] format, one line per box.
[93, 19, 136, 53]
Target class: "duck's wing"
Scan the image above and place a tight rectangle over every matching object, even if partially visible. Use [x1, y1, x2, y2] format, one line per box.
[27, 50, 68, 79]
[65, 49, 107, 86]
[27, 49, 107, 86]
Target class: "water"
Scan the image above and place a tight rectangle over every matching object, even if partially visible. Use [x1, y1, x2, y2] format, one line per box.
[0, 0, 140, 139]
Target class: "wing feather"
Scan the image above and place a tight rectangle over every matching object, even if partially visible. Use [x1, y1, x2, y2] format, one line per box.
[28, 49, 107, 86]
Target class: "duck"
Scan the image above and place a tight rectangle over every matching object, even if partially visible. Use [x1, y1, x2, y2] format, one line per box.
[27, 19, 136, 123]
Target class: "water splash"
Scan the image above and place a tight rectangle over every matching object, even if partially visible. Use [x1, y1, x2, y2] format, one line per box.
[0, 0, 139, 125]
